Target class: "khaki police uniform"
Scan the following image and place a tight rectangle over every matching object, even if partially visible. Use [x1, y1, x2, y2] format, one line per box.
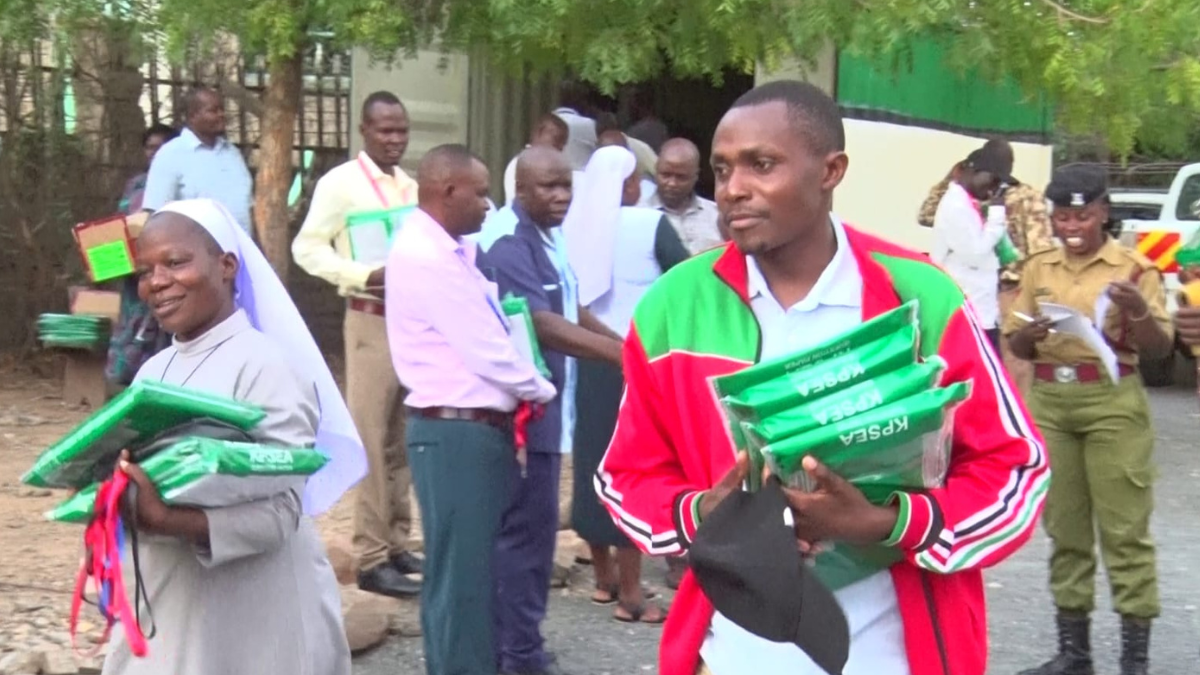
[1002, 239, 1171, 619]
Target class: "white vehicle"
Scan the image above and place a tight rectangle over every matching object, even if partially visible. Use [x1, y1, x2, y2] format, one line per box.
[1093, 162, 1200, 384]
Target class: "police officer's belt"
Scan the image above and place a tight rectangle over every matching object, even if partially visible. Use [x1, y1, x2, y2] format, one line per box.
[1034, 362, 1135, 383]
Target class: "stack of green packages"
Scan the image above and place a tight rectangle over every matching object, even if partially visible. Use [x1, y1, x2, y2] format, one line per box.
[501, 294, 551, 377]
[38, 313, 111, 351]
[711, 300, 972, 589]
[47, 437, 329, 523]
[23, 379, 266, 489]
[24, 379, 332, 523]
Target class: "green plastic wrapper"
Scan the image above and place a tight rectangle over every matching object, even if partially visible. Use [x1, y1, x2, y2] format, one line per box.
[995, 233, 1020, 266]
[712, 300, 919, 399]
[345, 206, 416, 265]
[47, 437, 329, 524]
[1176, 244, 1200, 269]
[501, 294, 551, 378]
[38, 314, 111, 351]
[22, 380, 266, 489]
[756, 381, 971, 499]
[722, 325, 920, 424]
[751, 381, 971, 591]
[744, 358, 947, 445]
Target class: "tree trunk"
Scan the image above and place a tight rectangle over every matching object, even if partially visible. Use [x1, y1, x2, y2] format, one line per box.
[253, 49, 303, 283]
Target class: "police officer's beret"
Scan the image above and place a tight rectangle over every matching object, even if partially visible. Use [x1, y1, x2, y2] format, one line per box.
[1045, 164, 1108, 208]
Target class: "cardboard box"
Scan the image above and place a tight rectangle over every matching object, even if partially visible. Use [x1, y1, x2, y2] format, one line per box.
[126, 211, 149, 239]
[58, 287, 118, 408]
[69, 289, 121, 321]
[73, 215, 135, 283]
[62, 351, 108, 408]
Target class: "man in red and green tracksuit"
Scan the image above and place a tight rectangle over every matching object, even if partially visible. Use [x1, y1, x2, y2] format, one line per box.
[595, 81, 1049, 675]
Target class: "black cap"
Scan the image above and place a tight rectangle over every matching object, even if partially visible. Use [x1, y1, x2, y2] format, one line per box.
[689, 478, 850, 675]
[1046, 164, 1108, 208]
[965, 147, 1011, 181]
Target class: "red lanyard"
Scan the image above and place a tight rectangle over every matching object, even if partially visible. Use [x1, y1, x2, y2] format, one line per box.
[70, 470, 153, 658]
[357, 155, 391, 208]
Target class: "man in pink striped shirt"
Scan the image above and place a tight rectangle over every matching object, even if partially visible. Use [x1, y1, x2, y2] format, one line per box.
[386, 144, 556, 675]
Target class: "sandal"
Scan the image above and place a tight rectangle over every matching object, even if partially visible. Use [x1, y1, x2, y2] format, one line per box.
[591, 585, 619, 605]
[591, 584, 659, 605]
[613, 600, 667, 624]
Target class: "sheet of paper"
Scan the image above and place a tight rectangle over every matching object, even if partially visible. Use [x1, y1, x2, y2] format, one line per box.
[388, 205, 417, 233]
[1037, 301, 1120, 383]
[85, 240, 135, 281]
[1094, 291, 1112, 333]
[507, 312, 539, 368]
[348, 220, 391, 266]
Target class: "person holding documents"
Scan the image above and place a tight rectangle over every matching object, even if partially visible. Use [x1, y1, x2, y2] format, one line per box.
[564, 144, 684, 623]
[292, 90, 423, 599]
[930, 146, 1010, 352]
[485, 146, 625, 675]
[596, 80, 1046, 675]
[1004, 164, 1172, 675]
[386, 145, 556, 675]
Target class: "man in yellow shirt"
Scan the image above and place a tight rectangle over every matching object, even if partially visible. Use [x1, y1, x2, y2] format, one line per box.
[292, 91, 421, 598]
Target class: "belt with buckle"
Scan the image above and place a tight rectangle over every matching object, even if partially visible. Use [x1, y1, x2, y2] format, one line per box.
[1034, 362, 1135, 384]
[406, 406, 513, 431]
[348, 297, 384, 317]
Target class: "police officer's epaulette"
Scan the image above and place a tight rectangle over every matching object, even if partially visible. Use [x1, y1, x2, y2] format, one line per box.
[1024, 247, 1059, 264]
[1124, 248, 1163, 276]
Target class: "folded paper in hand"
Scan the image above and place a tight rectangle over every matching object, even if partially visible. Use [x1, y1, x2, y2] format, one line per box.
[1037, 301, 1120, 383]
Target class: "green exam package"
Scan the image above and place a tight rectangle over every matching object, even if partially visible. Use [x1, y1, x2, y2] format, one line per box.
[47, 437, 329, 524]
[709, 299, 974, 589]
[22, 380, 266, 489]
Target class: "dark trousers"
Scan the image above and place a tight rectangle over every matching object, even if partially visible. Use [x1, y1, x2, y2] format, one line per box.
[492, 451, 562, 673]
[407, 417, 516, 675]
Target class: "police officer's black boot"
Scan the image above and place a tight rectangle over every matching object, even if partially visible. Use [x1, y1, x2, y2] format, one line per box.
[1118, 616, 1151, 675]
[1017, 610, 1094, 675]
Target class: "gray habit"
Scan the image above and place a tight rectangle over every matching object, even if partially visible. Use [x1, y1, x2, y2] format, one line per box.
[101, 309, 351, 675]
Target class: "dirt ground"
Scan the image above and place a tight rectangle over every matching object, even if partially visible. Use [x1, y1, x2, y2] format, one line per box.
[0, 365, 364, 661]
[0, 362, 578, 667]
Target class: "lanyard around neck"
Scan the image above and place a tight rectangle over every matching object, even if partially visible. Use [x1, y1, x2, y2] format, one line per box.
[357, 155, 391, 208]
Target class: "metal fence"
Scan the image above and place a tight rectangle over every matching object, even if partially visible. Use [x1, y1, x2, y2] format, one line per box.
[0, 34, 353, 352]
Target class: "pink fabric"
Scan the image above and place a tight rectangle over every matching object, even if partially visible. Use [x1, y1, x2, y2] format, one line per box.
[385, 209, 555, 411]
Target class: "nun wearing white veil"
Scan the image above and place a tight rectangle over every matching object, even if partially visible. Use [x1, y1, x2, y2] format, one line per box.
[563, 145, 688, 622]
[103, 199, 360, 675]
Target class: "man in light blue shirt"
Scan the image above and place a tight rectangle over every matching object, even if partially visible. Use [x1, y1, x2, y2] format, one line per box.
[143, 87, 254, 234]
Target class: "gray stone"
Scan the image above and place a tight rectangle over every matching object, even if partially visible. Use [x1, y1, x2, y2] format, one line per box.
[340, 588, 399, 654]
[0, 650, 45, 675]
[323, 536, 357, 586]
[41, 649, 78, 675]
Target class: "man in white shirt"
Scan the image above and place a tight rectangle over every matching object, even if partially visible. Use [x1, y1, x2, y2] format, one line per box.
[641, 138, 724, 255]
[930, 147, 1009, 351]
[142, 87, 253, 234]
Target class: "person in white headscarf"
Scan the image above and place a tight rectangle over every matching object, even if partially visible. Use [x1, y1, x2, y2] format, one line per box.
[563, 145, 688, 623]
[103, 199, 356, 675]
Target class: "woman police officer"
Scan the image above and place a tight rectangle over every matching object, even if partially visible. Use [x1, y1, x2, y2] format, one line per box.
[1004, 164, 1173, 675]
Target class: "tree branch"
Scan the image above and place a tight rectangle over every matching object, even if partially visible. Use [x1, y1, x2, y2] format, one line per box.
[1038, 0, 1109, 24]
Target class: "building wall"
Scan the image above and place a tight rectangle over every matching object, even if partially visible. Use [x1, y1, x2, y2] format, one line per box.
[837, 121, 1052, 252]
[348, 48, 471, 173]
[757, 44, 1053, 253]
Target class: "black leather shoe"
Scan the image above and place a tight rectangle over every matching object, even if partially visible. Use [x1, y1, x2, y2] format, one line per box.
[390, 551, 424, 575]
[357, 563, 421, 598]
